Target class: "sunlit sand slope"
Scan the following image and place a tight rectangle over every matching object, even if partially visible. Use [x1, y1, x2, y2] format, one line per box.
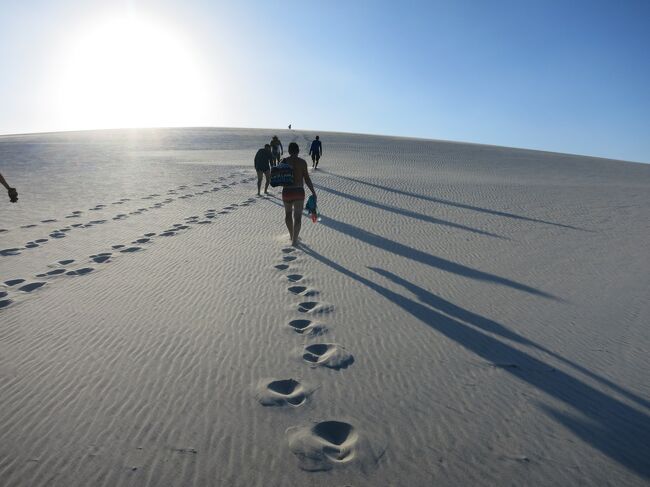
[1, 128, 649, 486]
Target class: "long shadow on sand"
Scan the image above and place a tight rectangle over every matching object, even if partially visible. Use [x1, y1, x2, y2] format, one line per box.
[300, 245, 650, 479]
[320, 170, 588, 231]
[265, 197, 553, 299]
[369, 267, 650, 411]
[320, 215, 556, 300]
[316, 183, 509, 240]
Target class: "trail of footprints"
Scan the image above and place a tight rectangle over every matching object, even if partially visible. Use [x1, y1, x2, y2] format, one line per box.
[0, 196, 258, 310]
[0, 172, 256, 256]
[257, 247, 367, 473]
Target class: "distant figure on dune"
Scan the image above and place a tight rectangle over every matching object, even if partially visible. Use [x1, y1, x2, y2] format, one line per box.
[309, 135, 322, 169]
[270, 135, 283, 165]
[281, 142, 316, 246]
[0, 172, 18, 203]
[254, 144, 273, 195]
[288, 124, 292, 129]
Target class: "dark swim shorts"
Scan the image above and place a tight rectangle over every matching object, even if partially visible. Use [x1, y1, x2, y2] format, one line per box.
[282, 187, 305, 202]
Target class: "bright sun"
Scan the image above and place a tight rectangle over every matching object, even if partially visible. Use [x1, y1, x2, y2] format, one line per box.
[57, 16, 210, 130]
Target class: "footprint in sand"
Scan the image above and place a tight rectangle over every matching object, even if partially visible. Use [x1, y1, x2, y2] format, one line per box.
[287, 274, 304, 283]
[49, 232, 66, 239]
[35, 238, 48, 243]
[288, 319, 327, 336]
[302, 343, 353, 369]
[120, 246, 143, 253]
[66, 267, 94, 276]
[159, 231, 176, 237]
[36, 269, 67, 277]
[24, 242, 39, 249]
[132, 238, 151, 244]
[282, 248, 296, 254]
[1, 248, 22, 256]
[58, 259, 75, 265]
[288, 286, 319, 297]
[287, 421, 361, 471]
[257, 379, 310, 407]
[283, 255, 297, 262]
[40, 219, 57, 223]
[18, 282, 46, 293]
[0, 299, 12, 309]
[288, 285, 307, 294]
[20, 224, 38, 229]
[297, 301, 333, 315]
[91, 253, 112, 263]
[274, 264, 289, 271]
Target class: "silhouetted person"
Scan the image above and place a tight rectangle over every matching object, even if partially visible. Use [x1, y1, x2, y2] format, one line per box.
[270, 135, 283, 165]
[282, 142, 316, 246]
[288, 123, 292, 129]
[0, 172, 18, 203]
[309, 135, 322, 169]
[254, 144, 273, 195]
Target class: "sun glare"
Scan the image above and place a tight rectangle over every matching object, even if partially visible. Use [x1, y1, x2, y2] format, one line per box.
[56, 16, 211, 130]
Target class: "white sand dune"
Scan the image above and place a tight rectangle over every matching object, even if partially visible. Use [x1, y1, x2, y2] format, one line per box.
[1, 128, 649, 486]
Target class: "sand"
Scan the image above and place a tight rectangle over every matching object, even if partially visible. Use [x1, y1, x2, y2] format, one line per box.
[1, 128, 649, 486]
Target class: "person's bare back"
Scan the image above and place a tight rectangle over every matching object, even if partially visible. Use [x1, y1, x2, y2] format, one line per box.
[284, 155, 309, 189]
[281, 143, 316, 246]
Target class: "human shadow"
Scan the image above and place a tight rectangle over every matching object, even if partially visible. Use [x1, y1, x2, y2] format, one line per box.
[265, 196, 554, 299]
[300, 245, 650, 479]
[320, 214, 557, 300]
[370, 267, 650, 410]
[316, 183, 509, 240]
[320, 170, 588, 232]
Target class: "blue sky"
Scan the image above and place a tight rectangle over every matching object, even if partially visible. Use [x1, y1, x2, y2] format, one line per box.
[1, 0, 649, 162]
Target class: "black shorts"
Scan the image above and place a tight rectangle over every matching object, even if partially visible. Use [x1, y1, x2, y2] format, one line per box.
[311, 153, 320, 161]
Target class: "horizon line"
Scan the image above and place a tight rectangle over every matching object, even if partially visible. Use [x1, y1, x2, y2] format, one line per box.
[0, 124, 647, 165]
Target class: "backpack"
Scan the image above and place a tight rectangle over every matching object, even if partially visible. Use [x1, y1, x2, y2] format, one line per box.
[270, 161, 294, 187]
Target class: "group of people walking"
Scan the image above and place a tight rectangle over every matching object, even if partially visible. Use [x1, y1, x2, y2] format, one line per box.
[254, 134, 321, 246]
[1, 133, 321, 248]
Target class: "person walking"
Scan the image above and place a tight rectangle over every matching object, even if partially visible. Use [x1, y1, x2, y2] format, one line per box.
[254, 144, 273, 195]
[0, 172, 18, 202]
[309, 135, 322, 169]
[281, 142, 316, 246]
[270, 135, 283, 165]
